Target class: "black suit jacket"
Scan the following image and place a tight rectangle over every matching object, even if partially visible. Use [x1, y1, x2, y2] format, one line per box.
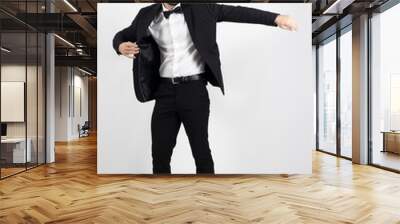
[113, 3, 279, 102]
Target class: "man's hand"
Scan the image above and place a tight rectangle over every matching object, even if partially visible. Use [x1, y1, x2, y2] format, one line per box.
[275, 15, 298, 31]
[119, 41, 140, 58]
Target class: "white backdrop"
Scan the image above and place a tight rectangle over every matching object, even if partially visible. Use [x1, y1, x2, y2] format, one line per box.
[97, 3, 313, 174]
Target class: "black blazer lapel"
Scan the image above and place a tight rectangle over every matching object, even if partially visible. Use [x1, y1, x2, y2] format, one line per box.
[181, 4, 195, 41]
[182, 4, 206, 65]
[137, 3, 162, 39]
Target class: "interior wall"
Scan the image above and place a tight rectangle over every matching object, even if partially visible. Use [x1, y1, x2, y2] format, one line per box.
[55, 66, 70, 141]
[55, 66, 89, 141]
[78, 71, 89, 135]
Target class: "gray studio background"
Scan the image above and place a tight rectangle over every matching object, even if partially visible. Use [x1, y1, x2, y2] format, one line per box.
[97, 3, 313, 174]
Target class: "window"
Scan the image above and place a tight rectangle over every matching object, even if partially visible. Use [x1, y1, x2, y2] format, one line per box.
[318, 37, 337, 154]
[339, 29, 352, 158]
[370, 3, 400, 171]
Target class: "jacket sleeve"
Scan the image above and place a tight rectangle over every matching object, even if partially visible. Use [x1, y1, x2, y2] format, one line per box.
[112, 11, 140, 55]
[209, 4, 279, 27]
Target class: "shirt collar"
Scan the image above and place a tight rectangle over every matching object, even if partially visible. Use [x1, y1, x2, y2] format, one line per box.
[162, 3, 181, 12]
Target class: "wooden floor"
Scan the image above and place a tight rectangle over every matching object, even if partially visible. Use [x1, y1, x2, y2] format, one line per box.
[0, 167, 26, 178]
[372, 150, 400, 171]
[1, 135, 400, 224]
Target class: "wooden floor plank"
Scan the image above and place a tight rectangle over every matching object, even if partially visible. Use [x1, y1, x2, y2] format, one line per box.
[1, 134, 400, 223]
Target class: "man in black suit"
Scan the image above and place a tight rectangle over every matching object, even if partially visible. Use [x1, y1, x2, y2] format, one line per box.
[113, 3, 297, 174]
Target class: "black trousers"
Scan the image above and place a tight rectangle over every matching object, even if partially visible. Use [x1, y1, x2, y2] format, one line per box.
[151, 79, 214, 174]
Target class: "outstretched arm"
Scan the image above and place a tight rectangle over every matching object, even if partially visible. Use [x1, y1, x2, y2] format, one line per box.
[209, 4, 298, 31]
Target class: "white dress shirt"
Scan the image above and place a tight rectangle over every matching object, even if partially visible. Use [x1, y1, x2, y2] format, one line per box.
[148, 3, 205, 78]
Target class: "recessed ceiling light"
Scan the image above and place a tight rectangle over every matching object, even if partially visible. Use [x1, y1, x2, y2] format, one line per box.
[63, 0, 78, 12]
[54, 34, 75, 48]
[322, 0, 354, 15]
[78, 67, 93, 76]
[1, 47, 11, 53]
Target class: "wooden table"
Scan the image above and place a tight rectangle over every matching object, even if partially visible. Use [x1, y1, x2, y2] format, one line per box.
[1, 138, 32, 164]
[382, 131, 400, 154]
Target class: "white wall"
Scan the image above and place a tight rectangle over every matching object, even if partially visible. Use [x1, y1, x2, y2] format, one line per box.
[98, 3, 313, 174]
[71, 73, 89, 138]
[55, 67, 89, 141]
[1, 65, 26, 124]
[55, 67, 69, 141]
[1, 82, 24, 122]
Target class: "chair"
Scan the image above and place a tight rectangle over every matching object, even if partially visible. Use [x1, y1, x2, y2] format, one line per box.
[79, 121, 90, 138]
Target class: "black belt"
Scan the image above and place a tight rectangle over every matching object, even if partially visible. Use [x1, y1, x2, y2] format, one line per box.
[160, 74, 205, 85]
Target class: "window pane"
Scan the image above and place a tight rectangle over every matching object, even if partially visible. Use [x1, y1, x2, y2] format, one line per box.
[340, 30, 352, 158]
[318, 38, 337, 154]
[371, 4, 400, 171]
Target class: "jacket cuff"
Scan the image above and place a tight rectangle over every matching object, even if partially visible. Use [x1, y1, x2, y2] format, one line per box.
[271, 13, 280, 27]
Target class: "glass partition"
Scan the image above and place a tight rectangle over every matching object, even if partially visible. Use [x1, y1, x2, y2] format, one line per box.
[27, 31, 38, 169]
[0, 1, 46, 179]
[1, 30, 28, 177]
[26, 0, 45, 169]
